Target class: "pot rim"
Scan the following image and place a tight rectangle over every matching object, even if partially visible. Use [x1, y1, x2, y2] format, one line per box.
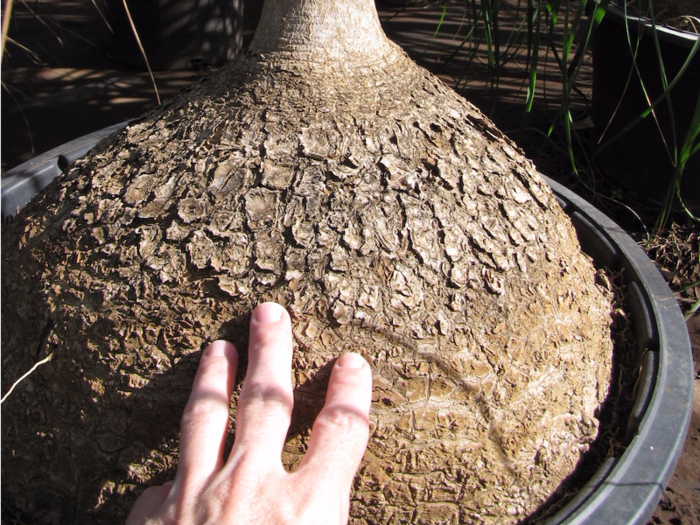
[540, 175, 693, 524]
[597, 0, 700, 47]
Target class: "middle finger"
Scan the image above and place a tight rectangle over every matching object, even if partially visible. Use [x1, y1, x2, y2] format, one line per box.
[229, 302, 294, 463]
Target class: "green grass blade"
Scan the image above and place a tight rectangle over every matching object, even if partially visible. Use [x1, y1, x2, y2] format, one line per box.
[524, 0, 540, 113]
[596, 36, 700, 156]
[482, 0, 495, 71]
[673, 89, 700, 220]
[525, 32, 540, 112]
[680, 91, 700, 162]
[567, 0, 610, 87]
[647, 5, 678, 164]
[546, 0, 561, 26]
[425, 1, 449, 50]
[685, 299, 700, 321]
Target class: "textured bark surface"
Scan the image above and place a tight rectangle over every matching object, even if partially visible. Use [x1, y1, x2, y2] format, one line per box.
[1, 1, 613, 523]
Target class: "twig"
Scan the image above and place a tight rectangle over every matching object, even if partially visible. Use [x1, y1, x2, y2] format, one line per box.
[1, 353, 54, 404]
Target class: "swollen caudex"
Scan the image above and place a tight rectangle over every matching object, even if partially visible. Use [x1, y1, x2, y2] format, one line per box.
[0, 0, 612, 523]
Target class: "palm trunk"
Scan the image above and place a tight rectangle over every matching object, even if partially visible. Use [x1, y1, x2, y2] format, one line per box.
[250, 0, 395, 60]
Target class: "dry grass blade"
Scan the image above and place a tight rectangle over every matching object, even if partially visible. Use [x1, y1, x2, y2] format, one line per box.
[4, 34, 44, 63]
[18, 0, 65, 47]
[0, 353, 54, 404]
[2, 79, 34, 155]
[1, 0, 13, 63]
[90, 0, 114, 34]
[122, 0, 160, 105]
[639, 221, 700, 317]
[0, 80, 34, 155]
[44, 14, 99, 48]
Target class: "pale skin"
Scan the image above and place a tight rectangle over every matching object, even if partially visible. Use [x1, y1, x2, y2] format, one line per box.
[126, 302, 373, 525]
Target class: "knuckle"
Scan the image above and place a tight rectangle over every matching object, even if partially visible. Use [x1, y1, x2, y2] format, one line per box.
[140, 482, 171, 501]
[180, 396, 227, 427]
[237, 384, 293, 414]
[249, 332, 290, 354]
[316, 404, 369, 435]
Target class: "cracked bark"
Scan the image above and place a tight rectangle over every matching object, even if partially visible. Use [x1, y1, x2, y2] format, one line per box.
[1, 0, 613, 523]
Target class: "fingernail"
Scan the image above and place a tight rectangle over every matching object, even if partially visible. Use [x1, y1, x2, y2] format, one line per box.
[336, 353, 367, 369]
[252, 302, 285, 324]
[205, 340, 236, 358]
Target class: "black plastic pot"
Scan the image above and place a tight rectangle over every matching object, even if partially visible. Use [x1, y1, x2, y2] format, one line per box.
[541, 175, 692, 524]
[591, 1, 700, 208]
[1, 125, 693, 524]
[1, 122, 127, 219]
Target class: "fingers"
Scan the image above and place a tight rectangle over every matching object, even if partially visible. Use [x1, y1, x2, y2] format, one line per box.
[173, 340, 238, 498]
[297, 353, 372, 491]
[125, 481, 173, 525]
[230, 302, 294, 462]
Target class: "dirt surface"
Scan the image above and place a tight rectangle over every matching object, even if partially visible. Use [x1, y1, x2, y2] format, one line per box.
[2, 1, 698, 524]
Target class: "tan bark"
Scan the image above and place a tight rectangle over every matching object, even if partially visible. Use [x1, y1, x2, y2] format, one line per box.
[250, 0, 397, 60]
[1, 0, 613, 523]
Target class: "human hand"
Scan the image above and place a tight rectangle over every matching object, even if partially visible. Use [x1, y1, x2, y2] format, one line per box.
[126, 302, 372, 525]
